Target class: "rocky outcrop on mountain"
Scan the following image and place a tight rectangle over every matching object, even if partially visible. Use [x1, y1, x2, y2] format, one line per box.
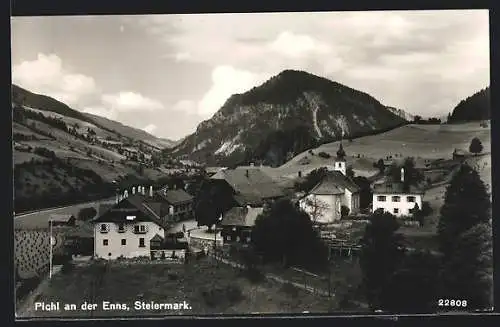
[170, 69, 407, 166]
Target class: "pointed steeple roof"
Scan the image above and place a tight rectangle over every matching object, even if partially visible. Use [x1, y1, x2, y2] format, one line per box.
[336, 143, 346, 161]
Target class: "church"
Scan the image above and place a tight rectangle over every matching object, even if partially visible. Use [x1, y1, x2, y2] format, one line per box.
[299, 144, 361, 224]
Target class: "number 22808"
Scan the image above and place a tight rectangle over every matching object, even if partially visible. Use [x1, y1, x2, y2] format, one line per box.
[438, 299, 467, 307]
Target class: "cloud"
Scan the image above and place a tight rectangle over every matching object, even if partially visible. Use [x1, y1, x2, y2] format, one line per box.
[268, 31, 331, 58]
[82, 106, 118, 120]
[172, 66, 271, 117]
[12, 53, 97, 106]
[139, 10, 489, 116]
[143, 124, 157, 134]
[101, 92, 164, 112]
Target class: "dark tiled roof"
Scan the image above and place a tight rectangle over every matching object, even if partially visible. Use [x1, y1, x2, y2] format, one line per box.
[92, 194, 168, 228]
[211, 167, 284, 201]
[373, 181, 425, 195]
[98, 204, 113, 216]
[310, 171, 360, 195]
[221, 206, 264, 227]
[157, 188, 194, 205]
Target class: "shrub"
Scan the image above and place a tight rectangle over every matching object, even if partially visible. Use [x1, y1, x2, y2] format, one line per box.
[318, 152, 331, 159]
[341, 205, 350, 218]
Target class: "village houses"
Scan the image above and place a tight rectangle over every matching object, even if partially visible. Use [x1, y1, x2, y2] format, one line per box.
[210, 166, 285, 244]
[154, 185, 194, 223]
[91, 186, 187, 260]
[372, 167, 425, 217]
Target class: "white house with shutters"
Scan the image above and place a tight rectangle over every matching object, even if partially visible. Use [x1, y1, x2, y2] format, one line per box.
[92, 191, 172, 260]
[372, 168, 425, 217]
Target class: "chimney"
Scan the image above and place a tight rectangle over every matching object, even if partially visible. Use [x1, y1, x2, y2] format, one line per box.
[132, 186, 136, 195]
[401, 167, 405, 182]
[149, 185, 153, 197]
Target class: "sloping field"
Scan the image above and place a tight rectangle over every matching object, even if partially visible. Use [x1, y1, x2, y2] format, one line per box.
[283, 123, 491, 170]
[14, 197, 116, 229]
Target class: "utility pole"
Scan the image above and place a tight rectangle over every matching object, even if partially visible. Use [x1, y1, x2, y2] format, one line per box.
[49, 218, 53, 279]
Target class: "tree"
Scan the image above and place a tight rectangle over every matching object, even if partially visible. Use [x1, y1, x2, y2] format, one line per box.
[77, 207, 97, 221]
[353, 176, 373, 210]
[251, 198, 328, 270]
[469, 137, 483, 155]
[194, 180, 235, 231]
[439, 222, 493, 310]
[301, 196, 330, 223]
[381, 250, 441, 313]
[374, 159, 385, 173]
[359, 209, 405, 310]
[413, 115, 422, 124]
[388, 157, 424, 191]
[437, 163, 491, 257]
[294, 167, 328, 192]
[346, 165, 355, 179]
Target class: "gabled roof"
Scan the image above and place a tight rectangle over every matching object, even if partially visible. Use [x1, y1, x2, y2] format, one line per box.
[150, 234, 164, 242]
[309, 171, 360, 195]
[49, 214, 75, 222]
[211, 167, 284, 200]
[156, 188, 194, 205]
[91, 194, 168, 228]
[221, 206, 264, 227]
[373, 181, 425, 195]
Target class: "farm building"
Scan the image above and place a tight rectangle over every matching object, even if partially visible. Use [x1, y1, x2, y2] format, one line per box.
[299, 154, 361, 223]
[49, 214, 76, 227]
[91, 193, 187, 260]
[372, 168, 425, 217]
[220, 206, 264, 244]
[154, 186, 194, 222]
[210, 166, 285, 205]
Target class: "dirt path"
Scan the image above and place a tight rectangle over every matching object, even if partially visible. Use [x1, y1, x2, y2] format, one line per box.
[16, 266, 62, 318]
[211, 255, 334, 297]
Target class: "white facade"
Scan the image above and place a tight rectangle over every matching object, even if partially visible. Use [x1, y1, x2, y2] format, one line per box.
[300, 194, 340, 223]
[328, 160, 346, 176]
[372, 193, 423, 217]
[94, 221, 165, 260]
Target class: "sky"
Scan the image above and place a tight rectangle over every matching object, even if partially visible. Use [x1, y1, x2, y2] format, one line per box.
[11, 10, 490, 140]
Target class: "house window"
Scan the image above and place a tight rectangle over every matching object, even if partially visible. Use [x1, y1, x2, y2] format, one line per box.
[100, 224, 109, 233]
[407, 196, 416, 203]
[393, 208, 399, 214]
[139, 238, 145, 247]
[118, 223, 125, 233]
[121, 239, 126, 245]
[134, 225, 146, 234]
[103, 239, 109, 246]
[392, 196, 401, 202]
[377, 196, 386, 202]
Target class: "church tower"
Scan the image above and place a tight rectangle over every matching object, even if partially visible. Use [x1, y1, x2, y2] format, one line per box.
[333, 142, 347, 176]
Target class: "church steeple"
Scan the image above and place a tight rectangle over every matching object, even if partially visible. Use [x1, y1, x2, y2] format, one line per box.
[333, 142, 347, 176]
[336, 142, 346, 161]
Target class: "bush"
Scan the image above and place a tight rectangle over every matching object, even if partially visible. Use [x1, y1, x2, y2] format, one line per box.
[318, 152, 331, 159]
[341, 205, 350, 218]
